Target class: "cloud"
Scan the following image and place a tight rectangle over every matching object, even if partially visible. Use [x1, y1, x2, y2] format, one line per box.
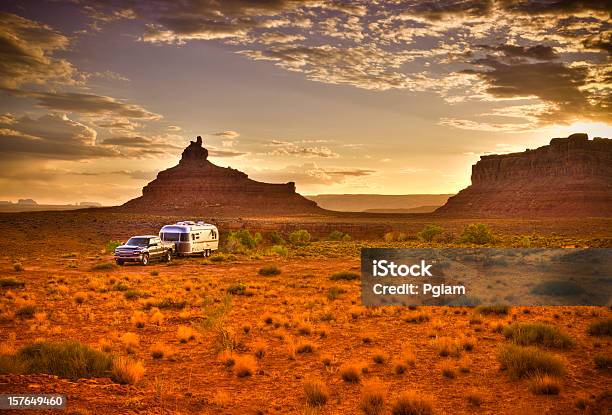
[461, 57, 609, 123]
[480, 44, 559, 60]
[8, 90, 162, 120]
[0, 113, 117, 159]
[208, 148, 246, 157]
[212, 130, 240, 139]
[267, 140, 339, 158]
[0, 12, 78, 88]
[249, 162, 375, 186]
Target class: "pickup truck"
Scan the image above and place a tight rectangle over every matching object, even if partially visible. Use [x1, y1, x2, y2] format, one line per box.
[114, 235, 174, 266]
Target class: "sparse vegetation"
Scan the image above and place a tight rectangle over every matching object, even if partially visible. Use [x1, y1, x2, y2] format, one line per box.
[91, 262, 117, 271]
[360, 380, 385, 415]
[503, 323, 574, 349]
[498, 344, 565, 379]
[303, 379, 329, 406]
[111, 357, 145, 384]
[587, 319, 612, 337]
[233, 355, 256, 378]
[330, 271, 359, 281]
[391, 391, 434, 415]
[475, 305, 510, 315]
[0, 278, 25, 288]
[460, 223, 493, 244]
[259, 265, 281, 276]
[15, 304, 37, 319]
[340, 363, 361, 383]
[2, 341, 113, 381]
[594, 354, 611, 369]
[417, 224, 444, 242]
[105, 240, 121, 253]
[288, 229, 311, 246]
[529, 374, 561, 395]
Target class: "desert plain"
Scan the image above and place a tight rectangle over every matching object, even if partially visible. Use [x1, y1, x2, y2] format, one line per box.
[0, 211, 610, 414]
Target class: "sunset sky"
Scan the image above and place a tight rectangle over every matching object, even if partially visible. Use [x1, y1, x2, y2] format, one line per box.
[0, 0, 610, 205]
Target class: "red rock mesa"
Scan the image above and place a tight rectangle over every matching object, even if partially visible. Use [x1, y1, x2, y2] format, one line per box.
[436, 133, 612, 217]
[120, 137, 322, 215]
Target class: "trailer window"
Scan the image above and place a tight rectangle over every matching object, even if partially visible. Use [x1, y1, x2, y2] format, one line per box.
[180, 233, 189, 242]
[211, 230, 217, 239]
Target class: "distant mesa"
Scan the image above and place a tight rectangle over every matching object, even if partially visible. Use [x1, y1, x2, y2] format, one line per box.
[436, 133, 612, 217]
[17, 199, 37, 205]
[119, 136, 322, 215]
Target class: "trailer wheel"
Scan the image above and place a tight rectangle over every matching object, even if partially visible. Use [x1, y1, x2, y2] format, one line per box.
[141, 253, 149, 266]
[165, 250, 172, 263]
[206, 249, 211, 257]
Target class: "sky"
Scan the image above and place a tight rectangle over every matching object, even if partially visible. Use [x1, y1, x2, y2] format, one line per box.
[0, 0, 610, 205]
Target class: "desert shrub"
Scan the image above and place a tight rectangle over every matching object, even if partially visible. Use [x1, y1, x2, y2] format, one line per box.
[91, 262, 117, 271]
[150, 343, 170, 359]
[467, 392, 483, 407]
[594, 354, 611, 369]
[531, 280, 585, 297]
[0, 278, 25, 288]
[383, 231, 411, 242]
[460, 224, 493, 245]
[404, 312, 430, 324]
[447, 295, 482, 306]
[330, 271, 359, 281]
[259, 265, 281, 276]
[529, 374, 561, 395]
[149, 298, 186, 310]
[266, 231, 285, 245]
[340, 363, 361, 383]
[327, 286, 345, 301]
[433, 337, 461, 358]
[15, 305, 37, 319]
[13, 341, 112, 380]
[475, 305, 510, 316]
[123, 290, 141, 300]
[441, 361, 455, 379]
[105, 240, 121, 253]
[417, 225, 444, 242]
[296, 340, 315, 354]
[225, 230, 258, 253]
[304, 379, 328, 406]
[111, 357, 144, 384]
[270, 245, 288, 257]
[360, 380, 385, 415]
[503, 323, 574, 349]
[233, 355, 256, 378]
[328, 230, 345, 241]
[288, 229, 311, 246]
[13, 262, 23, 272]
[391, 391, 433, 415]
[372, 349, 388, 364]
[227, 283, 249, 295]
[587, 319, 612, 337]
[497, 344, 564, 379]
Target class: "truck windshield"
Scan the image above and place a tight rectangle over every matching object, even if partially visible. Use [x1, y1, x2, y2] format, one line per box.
[126, 237, 149, 246]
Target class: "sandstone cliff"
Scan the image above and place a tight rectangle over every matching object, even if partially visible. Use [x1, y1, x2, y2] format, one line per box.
[435, 133, 612, 217]
[119, 137, 322, 216]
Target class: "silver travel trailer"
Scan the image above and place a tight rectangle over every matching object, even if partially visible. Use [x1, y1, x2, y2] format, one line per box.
[159, 221, 219, 257]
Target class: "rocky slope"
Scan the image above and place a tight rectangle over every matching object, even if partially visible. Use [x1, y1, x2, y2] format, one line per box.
[119, 137, 322, 215]
[436, 133, 612, 217]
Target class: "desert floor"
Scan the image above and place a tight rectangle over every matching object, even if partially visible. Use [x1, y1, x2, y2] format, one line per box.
[0, 211, 610, 414]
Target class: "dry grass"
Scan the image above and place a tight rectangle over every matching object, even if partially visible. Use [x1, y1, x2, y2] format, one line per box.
[441, 361, 456, 379]
[432, 337, 461, 358]
[340, 362, 361, 383]
[303, 378, 329, 406]
[360, 380, 385, 415]
[233, 355, 257, 378]
[150, 343, 173, 360]
[372, 349, 388, 364]
[111, 357, 145, 384]
[391, 391, 434, 415]
[529, 374, 562, 395]
[498, 344, 565, 379]
[218, 349, 235, 367]
[120, 332, 139, 352]
[177, 326, 196, 343]
[503, 323, 574, 349]
[131, 311, 147, 328]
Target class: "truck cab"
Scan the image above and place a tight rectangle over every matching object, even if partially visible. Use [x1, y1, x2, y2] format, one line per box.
[114, 235, 174, 266]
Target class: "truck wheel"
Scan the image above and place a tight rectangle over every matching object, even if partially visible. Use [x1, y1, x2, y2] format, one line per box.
[141, 253, 149, 266]
[116, 259, 124, 266]
[165, 250, 172, 262]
